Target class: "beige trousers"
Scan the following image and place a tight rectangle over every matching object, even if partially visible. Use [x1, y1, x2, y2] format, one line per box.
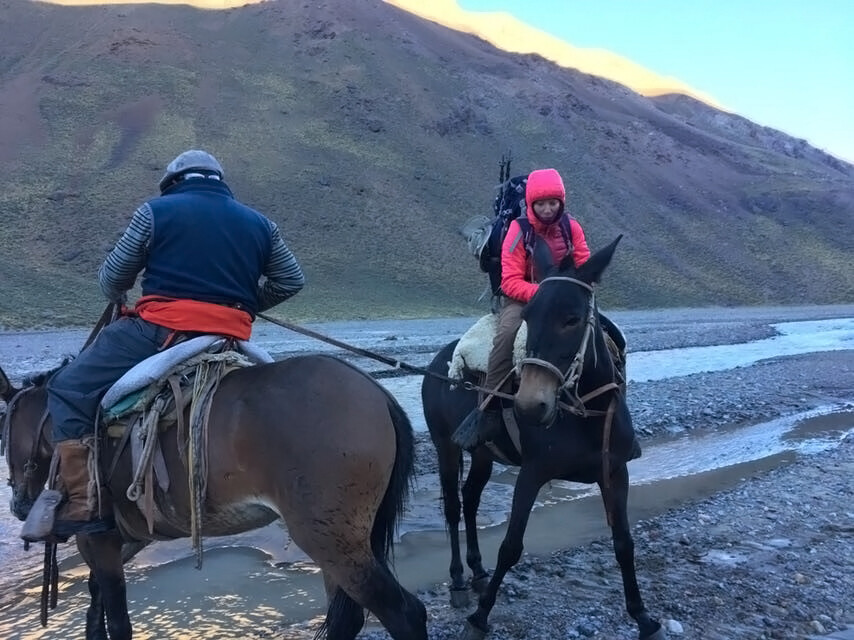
[483, 298, 525, 401]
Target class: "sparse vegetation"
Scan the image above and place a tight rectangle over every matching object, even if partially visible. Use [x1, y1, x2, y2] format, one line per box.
[0, 1, 851, 330]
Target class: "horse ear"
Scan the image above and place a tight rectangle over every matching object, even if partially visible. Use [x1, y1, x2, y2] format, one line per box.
[532, 236, 556, 278]
[0, 365, 18, 402]
[577, 235, 622, 284]
[557, 251, 576, 273]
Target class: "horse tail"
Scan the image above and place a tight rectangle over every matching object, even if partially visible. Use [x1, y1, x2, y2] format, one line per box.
[317, 588, 363, 640]
[371, 393, 416, 564]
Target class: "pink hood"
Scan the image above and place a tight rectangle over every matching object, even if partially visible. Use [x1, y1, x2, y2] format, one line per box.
[524, 168, 566, 232]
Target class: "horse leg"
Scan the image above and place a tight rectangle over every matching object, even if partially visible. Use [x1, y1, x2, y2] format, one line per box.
[334, 557, 427, 640]
[601, 465, 664, 640]
[319, 571, 365, 640]
[77, 531, 132, 640]
[84, 570, 107, 640]
[434, 437, 469, 607]
[465, 466, 542, 639]
[291, 518, 426, 640]
[462, 449, 493, 594]
[121, 540, 148, 563]
[79, 538, 144, 640]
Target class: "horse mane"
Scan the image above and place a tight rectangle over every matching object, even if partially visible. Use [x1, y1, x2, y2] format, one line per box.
[23, 356, 73, 388]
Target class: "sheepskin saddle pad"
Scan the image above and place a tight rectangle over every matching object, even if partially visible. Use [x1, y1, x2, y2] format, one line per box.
[447, 314, 527, 380]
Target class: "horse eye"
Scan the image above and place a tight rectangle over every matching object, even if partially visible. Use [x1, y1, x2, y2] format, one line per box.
[563, 316, 581, 328]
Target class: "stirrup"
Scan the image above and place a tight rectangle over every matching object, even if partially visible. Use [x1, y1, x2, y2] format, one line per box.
[21, 490, 64, 543]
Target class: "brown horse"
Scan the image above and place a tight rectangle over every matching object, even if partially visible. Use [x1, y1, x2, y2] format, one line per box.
[1, 354, 427, 640]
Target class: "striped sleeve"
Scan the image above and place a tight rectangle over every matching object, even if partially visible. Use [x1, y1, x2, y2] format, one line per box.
[98, 204, 152, 303]
[256, 222, 305, 312]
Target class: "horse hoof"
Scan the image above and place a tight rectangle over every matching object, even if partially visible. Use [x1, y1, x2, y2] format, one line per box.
[471, 574, 490, 594]
[461, 620, 487, 640]
[640, 621, 666, 640]
[450, 587, 470, 608]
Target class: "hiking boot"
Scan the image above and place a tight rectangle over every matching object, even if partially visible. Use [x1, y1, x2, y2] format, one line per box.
[452, 408, 504, 452]
[21, 439, 114, 543]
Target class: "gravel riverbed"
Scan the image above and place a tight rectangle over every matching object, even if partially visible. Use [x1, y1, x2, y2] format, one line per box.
[363, 323, 854, 640]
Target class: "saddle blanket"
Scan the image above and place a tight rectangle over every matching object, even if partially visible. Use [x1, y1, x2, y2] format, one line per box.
[101, 335, 274, 412]
[448, 314, 528, 380]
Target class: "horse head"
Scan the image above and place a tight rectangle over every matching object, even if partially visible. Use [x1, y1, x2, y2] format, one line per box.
[0, 365, 54, 521]
[516, 235, 622, 426]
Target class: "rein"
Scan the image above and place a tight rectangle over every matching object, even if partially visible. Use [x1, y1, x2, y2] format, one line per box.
[2, 386, 50, 482]
[517, 276, 618, 417]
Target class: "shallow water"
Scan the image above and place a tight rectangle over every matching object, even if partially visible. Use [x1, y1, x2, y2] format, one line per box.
[1, 405, 850, 639]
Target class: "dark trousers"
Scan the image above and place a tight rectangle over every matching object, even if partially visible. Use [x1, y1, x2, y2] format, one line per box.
[47, 317, 172, 442]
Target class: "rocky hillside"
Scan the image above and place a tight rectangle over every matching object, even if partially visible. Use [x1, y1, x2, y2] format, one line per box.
[1, 0, 851, 328]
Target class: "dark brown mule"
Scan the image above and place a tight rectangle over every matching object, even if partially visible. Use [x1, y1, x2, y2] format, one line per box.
[421, 236, 664, 640]
[1, 354, 427, 640]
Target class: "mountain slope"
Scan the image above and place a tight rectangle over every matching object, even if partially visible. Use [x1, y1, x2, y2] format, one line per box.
[0, 0, 851, 329]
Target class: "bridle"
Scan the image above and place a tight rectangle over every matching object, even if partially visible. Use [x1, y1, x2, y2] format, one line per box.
[2, 385, 50, 490]
[515, 274, 623, 525]
[517, 276, 619, 417]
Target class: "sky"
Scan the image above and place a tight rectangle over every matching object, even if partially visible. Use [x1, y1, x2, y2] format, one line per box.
[458, 0, 854, 163]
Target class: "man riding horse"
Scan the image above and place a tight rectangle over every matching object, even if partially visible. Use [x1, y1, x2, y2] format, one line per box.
[455, 167, 628, 451]
[23, 150, 306, 542]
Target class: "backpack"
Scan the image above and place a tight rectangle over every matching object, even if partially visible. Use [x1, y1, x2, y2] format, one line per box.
[478, 174, 527, 294]
[478, 174, 574, 297]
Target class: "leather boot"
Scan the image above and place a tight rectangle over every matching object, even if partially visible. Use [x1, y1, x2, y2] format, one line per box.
[50, 439, 113, 539]
[452, 406, 504, 451]
[478, 408, 503, 444]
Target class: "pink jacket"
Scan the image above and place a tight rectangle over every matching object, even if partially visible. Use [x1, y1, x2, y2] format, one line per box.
[499, 168, 590, 303]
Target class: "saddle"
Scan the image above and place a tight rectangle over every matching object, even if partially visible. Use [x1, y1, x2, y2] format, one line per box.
[447, 314, 527, 381]
[97, 336, 273, 550]
[449, 313, 626, 385]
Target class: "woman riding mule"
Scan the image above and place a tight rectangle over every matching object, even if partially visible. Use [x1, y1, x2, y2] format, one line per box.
[455, 167, 628, 451]
[23, 149, 306, 542]
[422, 236, 663, 639]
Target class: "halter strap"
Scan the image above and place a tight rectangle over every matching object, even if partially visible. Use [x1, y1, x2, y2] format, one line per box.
[539, 276, 594, 292]
[518, 275, 615, 416]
